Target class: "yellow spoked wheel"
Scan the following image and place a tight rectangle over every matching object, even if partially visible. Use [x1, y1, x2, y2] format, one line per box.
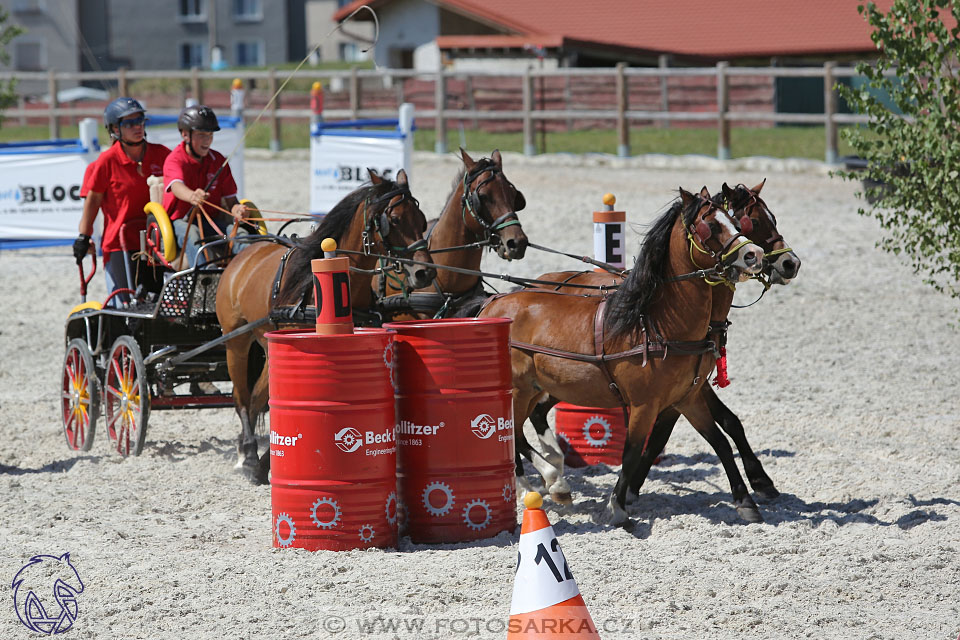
[104, 335, 150, 457]
[61, 339, 99, 452]
[240, 199, 269, 235]
[144, 201, 178, 263]
[68, 301, 103, 317]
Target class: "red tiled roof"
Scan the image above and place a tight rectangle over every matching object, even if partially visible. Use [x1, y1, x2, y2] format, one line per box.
[335, 0, 896, 59]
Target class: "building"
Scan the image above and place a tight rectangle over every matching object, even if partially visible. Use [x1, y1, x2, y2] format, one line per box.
[334, 0, 891, 71]
[0, 0, 369, 96]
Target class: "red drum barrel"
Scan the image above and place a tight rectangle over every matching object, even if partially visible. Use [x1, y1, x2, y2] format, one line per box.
[554, 403, 626, 467]
[266, 328, 398, 551]
[383, 318, 517, 543]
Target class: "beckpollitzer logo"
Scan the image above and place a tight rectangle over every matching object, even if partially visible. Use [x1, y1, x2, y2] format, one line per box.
[471, 414, 497, 439]
[334, 427, 363, 453]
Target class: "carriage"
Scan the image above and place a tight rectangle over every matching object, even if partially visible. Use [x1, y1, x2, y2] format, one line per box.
[60, 197, 275, 457]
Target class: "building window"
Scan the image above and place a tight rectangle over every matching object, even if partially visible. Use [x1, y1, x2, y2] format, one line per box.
[233, 0, 262, 22]
[14, 40, 44, 71]
[180, 42, 205, 69]
[235, 41, 264, 67]
[178, 0, 206, 22]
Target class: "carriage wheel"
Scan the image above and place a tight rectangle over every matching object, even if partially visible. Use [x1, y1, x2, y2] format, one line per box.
[144, 202, 177, 263]
[61, 339, 99, 452]
[104, 336, 151, 457]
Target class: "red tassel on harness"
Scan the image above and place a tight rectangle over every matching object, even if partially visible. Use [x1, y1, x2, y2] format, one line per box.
[713, 347, 731, 388]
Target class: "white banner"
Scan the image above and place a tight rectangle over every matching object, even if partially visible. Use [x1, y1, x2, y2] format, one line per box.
[310, 134, 409, 215]
[0, 152, 91, 240]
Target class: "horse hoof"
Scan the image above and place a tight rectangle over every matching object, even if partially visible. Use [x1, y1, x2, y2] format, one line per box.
[737, 505, 764, 523]
[753, 486, 780, 502]
[549, 491, 573, 505]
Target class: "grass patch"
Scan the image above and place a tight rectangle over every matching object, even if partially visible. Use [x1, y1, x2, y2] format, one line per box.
[0, 118, 864, 160]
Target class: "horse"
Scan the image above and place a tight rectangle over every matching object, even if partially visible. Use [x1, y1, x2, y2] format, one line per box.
[523, 181, 801, 522]
[215, 169, 435, 482]
[376, 148, 528, 319]
[477, 187, 765, 525]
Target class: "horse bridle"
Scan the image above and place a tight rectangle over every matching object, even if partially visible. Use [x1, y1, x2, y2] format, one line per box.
[460, 163, 523, 248]
[362, 186, 428, 258]
[686, 197, 755, 275]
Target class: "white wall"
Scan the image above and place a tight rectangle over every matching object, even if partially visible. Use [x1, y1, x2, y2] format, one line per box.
[375, 0, 439, 69]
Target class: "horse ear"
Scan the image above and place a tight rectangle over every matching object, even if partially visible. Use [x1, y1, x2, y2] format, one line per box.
[750, 178, 766, 194]
[722, 182, 735, 201]
[491, 149, 502, 168]
[460, 147, 476, 169]
[368, 168, 382, 185]
[699, 186, 710, 199]
[679, 188, 694, 208]
[396, 168, 408, 187]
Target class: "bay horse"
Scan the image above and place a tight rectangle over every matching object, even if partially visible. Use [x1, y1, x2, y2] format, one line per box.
[525, 181, 801, 522]
[215, 169, 435, 481]
[478, 187, 765, 524]
[377, 148, 528, 319]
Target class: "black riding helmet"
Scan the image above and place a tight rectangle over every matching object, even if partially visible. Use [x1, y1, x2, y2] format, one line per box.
[177, 105, 221, 133]
[103, 97, 146, 141]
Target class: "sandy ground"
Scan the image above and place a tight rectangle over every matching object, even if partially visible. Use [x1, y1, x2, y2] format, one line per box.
[1, 149, 958, 639]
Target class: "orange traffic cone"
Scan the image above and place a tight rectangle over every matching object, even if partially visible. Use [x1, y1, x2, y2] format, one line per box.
[508, 492, 600, 639]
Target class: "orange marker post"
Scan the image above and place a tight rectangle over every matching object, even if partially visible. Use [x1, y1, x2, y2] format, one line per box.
[507, 492, 600, 639]
[593, 192, 626, 272]
[311, 238, 353, 335]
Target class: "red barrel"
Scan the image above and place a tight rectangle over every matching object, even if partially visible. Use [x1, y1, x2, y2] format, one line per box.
[267, 328, 398, 551]
[383, 318, 517, 543]
[554, 403, 626, 467]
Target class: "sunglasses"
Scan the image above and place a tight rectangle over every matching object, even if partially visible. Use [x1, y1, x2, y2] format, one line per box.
[119, 115, 147, 128]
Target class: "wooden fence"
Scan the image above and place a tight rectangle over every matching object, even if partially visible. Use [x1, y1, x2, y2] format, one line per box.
[0, 63, 878, 162]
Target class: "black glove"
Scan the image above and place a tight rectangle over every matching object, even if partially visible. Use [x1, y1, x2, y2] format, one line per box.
[73, 234, 91, 264]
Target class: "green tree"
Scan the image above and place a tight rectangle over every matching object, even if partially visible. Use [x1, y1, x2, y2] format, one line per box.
[0, 7, 24, 123]
[838, 1, 960, 303]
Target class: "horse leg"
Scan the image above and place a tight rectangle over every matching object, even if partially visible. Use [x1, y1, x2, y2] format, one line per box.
[526, 396, 569, 499]
[702, 385, 779, 501]
[626, 407, 681, 497]
[515, 389, 571, 504]
[225, 336, 259, 473]
[681, 398, 762, 523]
[248, 349, 272, 486]
[607, 406, 668, 525]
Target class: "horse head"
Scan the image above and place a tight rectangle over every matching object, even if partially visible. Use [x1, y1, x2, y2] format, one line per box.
[459, 148, 528, 260]
[367, 168, 436, 291]
[681, 186, 764, 282]
[721, 180, 801, 285]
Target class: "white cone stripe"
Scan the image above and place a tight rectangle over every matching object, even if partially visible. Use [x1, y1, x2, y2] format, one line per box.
[510, 524, 581, 615]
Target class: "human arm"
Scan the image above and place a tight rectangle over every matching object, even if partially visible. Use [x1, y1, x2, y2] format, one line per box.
[74, 190, 103, 262]
[170, 180, 209, 207]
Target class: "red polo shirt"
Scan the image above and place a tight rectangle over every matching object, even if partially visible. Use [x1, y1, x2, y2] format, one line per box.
[87, 141, 170, 254]
[162, 143, 238, 229]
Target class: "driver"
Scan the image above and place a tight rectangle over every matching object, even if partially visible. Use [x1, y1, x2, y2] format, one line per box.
[162, 104, 251, 268]
[74, 97, 170, 306]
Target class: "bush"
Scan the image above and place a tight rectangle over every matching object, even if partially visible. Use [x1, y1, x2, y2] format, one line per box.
[837, 1, 960, 305]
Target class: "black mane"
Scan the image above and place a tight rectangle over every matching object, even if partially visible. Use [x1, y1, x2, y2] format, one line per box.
[604, 194, 702, 341]
[275, 180, 399, 306]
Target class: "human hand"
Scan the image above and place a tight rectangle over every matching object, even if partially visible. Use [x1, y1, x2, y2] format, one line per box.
[72, 234, 92, 264]
[189, 188, 208, 206]
[232, 203, 249, 221]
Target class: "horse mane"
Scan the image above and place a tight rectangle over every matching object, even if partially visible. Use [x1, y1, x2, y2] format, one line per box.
[276, 180, 399, 306]
[604, 194, 700, 341]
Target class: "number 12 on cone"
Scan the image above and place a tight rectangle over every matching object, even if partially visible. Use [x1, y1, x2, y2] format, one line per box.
[511, 528, 580, 614]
